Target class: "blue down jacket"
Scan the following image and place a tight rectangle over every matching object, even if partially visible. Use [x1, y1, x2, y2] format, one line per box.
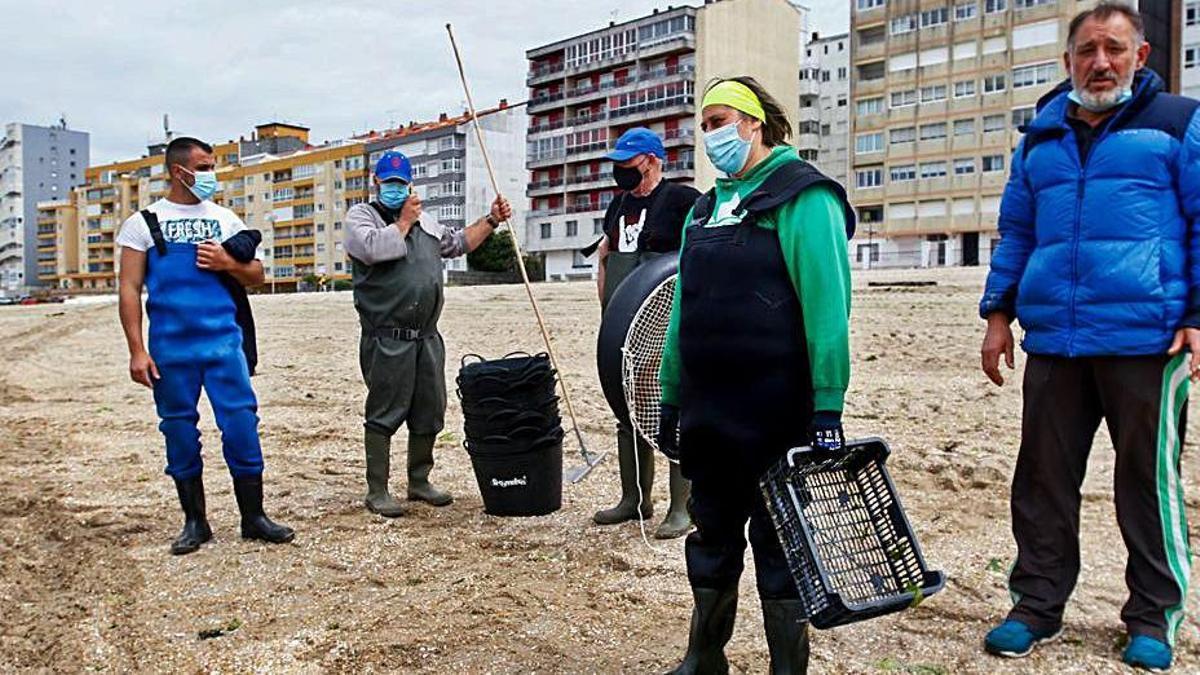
[980, 69, 1200, 356]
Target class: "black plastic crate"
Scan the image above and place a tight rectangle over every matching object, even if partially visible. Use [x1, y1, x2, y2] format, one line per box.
[759, 437, 945, 629]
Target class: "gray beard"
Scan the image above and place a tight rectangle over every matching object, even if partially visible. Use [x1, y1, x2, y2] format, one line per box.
[1072, 69, 1136, 113]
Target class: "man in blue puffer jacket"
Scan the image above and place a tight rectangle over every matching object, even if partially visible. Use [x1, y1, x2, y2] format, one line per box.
[979, 3, 1200, 671]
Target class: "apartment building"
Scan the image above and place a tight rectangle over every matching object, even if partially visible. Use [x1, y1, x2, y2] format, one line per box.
[849, 0, 1107, 270]
[0, 122, 89, 295]
[524, 0, 803, 280]
[801, 32, 851, 186]
[361, 101, 528, 273]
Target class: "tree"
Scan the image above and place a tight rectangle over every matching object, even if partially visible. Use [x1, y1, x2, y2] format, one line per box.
[467, 230, 516, 272]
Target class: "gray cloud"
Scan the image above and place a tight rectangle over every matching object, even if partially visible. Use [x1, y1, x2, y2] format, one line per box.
[1, 0, 848, 164]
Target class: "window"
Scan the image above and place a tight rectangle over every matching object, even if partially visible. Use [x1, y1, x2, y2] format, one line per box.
[919, 123, 948, 140]
[983, 114, 1007, 132]
[594, 218, 605, 235]
[566, 220, 578, 237]
[983, 75, 1006, 93]
[920, 85, 947, 103]
[857, 0, 885, 9]
[920, 7, 948, 27]
[837, 95, 847, 107]
[954, 80, 976, 98]
[540, 223, 552, 239]
[855, 132, 885, 154]
[890, 126, 916, 144]
[954, 118, 976, 135]
[1012, 106, 1036, 128]
[334, 221, 343, 230]
[890, 89, 918, 108]
[317, 223, 325, 232]
[856, 243, 881, 263]
[982, 155, 1005, 172]
[1014, 0, 1053, 8]
[920, 162, 947, 179]
[954, 158, 976, 174]
[856, 97, 885, 116]
[856, 167, 884, 188]
[1189, 2, 1200, 26]
[986, 0, 1006, 11]
[335, 262, 343, 272]
[1187, 46, 1200, 70]
[890, 13, 917, 34]
[891, 164, 916, 182]
[1012, 62, 1057, 89]
[955, 2, 977, 20]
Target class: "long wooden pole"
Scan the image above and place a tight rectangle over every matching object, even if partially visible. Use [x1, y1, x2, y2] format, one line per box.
[445, 24, 601, 480]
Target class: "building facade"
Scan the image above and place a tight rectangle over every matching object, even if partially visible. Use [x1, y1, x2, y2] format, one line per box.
[848, 0, 1109, 270]
[37, 110, 529, 292]
[802, 32, 851, 186]
[523, 0, 803, 280]
[362, 102, 528, 273]
[0, 122, 89, 296]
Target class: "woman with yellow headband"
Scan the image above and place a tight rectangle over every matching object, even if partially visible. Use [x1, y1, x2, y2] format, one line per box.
[657, 76, 856, 674]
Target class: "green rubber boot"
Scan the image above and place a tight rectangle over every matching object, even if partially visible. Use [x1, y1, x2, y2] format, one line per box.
[654, 462, 693, 539]
[364, 429, 406, 517]
[407, 433, 453, 506]
[762, 599, 810, 674]
[593, 424, 654, 525]
[666, 586, 738, 675]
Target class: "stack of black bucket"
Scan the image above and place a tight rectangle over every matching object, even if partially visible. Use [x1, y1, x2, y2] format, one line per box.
[457, 352, 564, 516]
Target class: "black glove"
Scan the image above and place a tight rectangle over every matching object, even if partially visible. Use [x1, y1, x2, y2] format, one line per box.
[808, 410, 845, 452]
[657, 403, 680, 461]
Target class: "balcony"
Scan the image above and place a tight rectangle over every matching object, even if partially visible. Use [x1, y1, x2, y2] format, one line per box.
[663, 128, 695, 147]
[528, 119, 567, 136]
[528, 151, 567, 170]
[528, 91, 566, 114]
[566, 141, 609, 158]
[637, 34, 694, 60]
[526, 61, 566, 87]
[567, 202, 601, 214]
[609, 95, 694, 123]
[563, 49, 638, 79]
[527, 178, 565, 197]
[663, 160, 694, 178]
[564, 172, 608, 193]
[529, 206, 565, 218]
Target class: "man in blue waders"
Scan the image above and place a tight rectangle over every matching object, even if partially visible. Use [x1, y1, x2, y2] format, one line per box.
[345, 150, 511, 517]
[117, 136, 293, 555]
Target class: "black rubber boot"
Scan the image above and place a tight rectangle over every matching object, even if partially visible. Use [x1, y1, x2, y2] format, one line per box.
[407, 433, 453, 506]
[593, 425, 654, 525]
[232, 475, 295, 543]
[655, 462, 693, 539]
[762, 599, 810, 674]
[666, 586, 738, 675]
[365, 429, 406, 517]
[170, 475, 212, 555]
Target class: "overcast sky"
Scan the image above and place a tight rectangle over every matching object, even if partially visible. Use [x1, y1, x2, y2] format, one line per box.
[1, 0, 848, 164]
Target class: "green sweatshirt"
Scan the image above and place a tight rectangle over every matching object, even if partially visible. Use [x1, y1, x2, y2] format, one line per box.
[658, 146, 851, 412]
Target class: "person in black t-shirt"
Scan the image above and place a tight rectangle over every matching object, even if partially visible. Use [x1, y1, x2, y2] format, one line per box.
[593, 127, 700, 539]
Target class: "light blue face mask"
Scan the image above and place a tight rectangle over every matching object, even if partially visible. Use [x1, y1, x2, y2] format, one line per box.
[181, 167, 218, 201]
[703, 121, 753, 176]
[1068, 87, 1133, 113]
[379, 182, 409, 209]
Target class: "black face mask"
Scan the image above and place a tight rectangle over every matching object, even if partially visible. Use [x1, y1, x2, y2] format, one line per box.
[612, 164, 643, 191]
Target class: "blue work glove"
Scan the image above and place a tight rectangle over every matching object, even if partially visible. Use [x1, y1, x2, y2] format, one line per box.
[808, 410, 845, 452]
[657, 403, 680, 461]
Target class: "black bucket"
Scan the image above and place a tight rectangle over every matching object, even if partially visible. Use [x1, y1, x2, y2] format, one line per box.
[470, 441, 563, 516]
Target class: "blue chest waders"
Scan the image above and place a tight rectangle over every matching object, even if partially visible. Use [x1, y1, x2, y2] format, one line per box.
[146, 241, 263, 480]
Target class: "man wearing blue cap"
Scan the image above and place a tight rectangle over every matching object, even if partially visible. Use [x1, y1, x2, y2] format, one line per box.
[345, 150, 511, 517]
[593, 127, 700, 539]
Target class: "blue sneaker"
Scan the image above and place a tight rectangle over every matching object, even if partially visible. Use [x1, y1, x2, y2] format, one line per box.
[1123, 635, 1172, 672]
[984, 619, 1062, 658]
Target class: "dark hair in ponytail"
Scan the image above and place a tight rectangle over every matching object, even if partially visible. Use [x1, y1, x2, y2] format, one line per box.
[704, 76, 793, 147]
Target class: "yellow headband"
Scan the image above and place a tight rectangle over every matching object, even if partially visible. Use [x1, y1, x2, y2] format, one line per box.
[701, 81, 765, 121]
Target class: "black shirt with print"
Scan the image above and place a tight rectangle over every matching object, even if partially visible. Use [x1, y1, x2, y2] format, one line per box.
[602, 180, 702, 254]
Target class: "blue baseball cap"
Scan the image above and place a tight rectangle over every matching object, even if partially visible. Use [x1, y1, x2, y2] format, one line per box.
[605, 127, 665, 162]
[374, 150, 412, 182]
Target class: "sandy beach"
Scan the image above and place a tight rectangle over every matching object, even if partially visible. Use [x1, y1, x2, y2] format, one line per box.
[0, 266, 1195, 673]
